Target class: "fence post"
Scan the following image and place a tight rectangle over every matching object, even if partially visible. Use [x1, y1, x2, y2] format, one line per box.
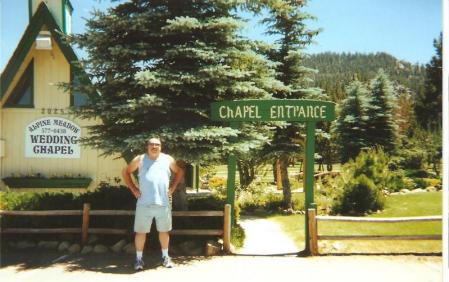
[81, 203, 90, 245]
[223, 204, 231, 253]
[308, 208, 318, 256]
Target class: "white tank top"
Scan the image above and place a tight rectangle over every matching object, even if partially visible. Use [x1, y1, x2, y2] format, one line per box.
[137, 153, 171, 207]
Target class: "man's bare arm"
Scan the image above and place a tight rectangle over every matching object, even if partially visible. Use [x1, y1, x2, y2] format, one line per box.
[122, 155, 142, 198]
[168, 158, 184, 196]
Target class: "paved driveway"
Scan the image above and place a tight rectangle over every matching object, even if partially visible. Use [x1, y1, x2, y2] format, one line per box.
[0, 252, 442, 282]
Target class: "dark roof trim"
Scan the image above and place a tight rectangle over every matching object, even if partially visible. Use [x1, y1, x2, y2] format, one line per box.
[67, 0, 74, 13]
[1, 2, 78, 99]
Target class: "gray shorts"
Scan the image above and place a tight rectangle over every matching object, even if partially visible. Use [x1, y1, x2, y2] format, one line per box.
[134, 205, 172, 233]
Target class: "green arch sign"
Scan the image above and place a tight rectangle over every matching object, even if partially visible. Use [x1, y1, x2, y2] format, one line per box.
[211, 99, 335, 122]
[211, 99, 336, 255]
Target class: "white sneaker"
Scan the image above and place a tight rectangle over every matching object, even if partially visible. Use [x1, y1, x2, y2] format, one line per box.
[162, 256, 174, 268]
[134, 258, 144, 271]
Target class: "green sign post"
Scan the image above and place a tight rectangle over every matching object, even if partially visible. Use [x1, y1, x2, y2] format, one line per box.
[210, 99, 336, 254]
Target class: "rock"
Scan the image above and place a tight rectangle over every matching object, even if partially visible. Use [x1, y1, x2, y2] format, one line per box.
[177, 240, 204, 256]
[68, 244, 81, 254]
[17, 241, 36, 249]
[400, 189, 410, 194]
[111, 239, 127, 253]
[205, 240, 222, 256]
[81, 245, 93, 254]
[93, 244, 108, 254]
[332, 242, 342, 251]
[58, 241, 71, 252]
[123, 243, 135, 254]
[87, 234, 99, 245]
[411, 188, 425, 193]
[38, 240, 59, 249]
[426, 186, 437, 192]
[282, 208, 294, 215]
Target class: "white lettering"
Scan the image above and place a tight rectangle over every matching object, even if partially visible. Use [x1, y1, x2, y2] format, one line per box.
[320, 106, 326, 118]
[219, 106, 227, 118]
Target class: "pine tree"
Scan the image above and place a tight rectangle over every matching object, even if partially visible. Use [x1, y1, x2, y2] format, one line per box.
[249, 0, 321, 208]
[364, 69, 397, 153]
[66, 0, 287, 210]
[415, 33, 442, 130]
[334, 80, 369, 163]
[68, 0, 283, 165]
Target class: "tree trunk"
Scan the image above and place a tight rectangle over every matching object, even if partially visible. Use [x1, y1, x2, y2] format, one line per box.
[238, 160, 255, 190]
[272, 161, 277, 185]
[297, 160, 303, 181]
[280, 155, 292, 209]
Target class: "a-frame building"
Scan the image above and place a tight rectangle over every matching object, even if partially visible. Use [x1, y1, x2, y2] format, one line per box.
[0, 0, 125, 191]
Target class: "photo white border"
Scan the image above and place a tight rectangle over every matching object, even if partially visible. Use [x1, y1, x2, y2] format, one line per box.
[443, 0, 448, 280]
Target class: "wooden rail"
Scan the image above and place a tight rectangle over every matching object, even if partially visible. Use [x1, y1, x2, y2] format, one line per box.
[307, 208, 442, 256]
[0, 203, 232, 253]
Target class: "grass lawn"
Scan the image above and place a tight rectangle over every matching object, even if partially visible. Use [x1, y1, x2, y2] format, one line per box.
[269, 191, 443, 254]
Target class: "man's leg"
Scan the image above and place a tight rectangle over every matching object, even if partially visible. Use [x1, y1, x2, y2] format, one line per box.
[159, 231, 173, 267]
[135, 232, 146, 252]
[134, 232, 146, 270]
[159, 231, 169, 250]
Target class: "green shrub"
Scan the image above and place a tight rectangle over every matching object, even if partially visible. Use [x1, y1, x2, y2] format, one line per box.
[329, 148, 395, 215]
[332, 175, 385, 215]
[386, 173, 415, 192]
[208, 176, 226, 196]
[230, 223, 245, 248]
[208, 176, 225, 189]
[405, 169, 433, 178]
[413, 177, 442, 189]
[397, 148, 425, 169]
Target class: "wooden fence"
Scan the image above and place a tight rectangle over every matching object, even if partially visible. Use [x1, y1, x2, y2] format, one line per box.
[307, 208, 442, 256]
[0, 203, 231, 253]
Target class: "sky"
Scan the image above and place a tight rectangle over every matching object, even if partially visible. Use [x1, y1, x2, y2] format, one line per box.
[0, 0, 442, 72]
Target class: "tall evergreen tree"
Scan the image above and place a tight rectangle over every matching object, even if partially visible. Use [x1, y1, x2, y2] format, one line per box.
[364, 69, 397, 153]
[69, 0, 283, 163]
[334, 80, 369, 163]
[415, 33, 442, 130]
[249, 0, 321, 208]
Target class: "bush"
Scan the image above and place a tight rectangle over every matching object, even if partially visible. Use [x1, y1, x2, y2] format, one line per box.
[397, 148, 425, 169]
[208, 176, 226, 195]
[230, 224, 245, 248]
[386, 173, 415, 192]
[413, 177, 442, 189]
[329, 148, 395, 215]
[333, 175, 385, 215]
[405, 169, 433, 178]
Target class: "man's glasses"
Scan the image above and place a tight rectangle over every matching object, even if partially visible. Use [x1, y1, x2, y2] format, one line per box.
[148, 143, 161, 147]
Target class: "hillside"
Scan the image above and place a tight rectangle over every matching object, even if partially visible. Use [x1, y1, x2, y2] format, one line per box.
[302, 52, 426, 101]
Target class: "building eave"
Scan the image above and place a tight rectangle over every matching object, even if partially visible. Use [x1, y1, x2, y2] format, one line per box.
[1, 2, 78, 99]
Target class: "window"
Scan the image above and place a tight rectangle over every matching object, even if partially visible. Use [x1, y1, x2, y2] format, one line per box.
[4, 60, 34, 108]
[70, 69, 88, 107]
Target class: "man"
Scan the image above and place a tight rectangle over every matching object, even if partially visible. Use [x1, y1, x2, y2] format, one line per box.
[122, 137, 184, 270]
